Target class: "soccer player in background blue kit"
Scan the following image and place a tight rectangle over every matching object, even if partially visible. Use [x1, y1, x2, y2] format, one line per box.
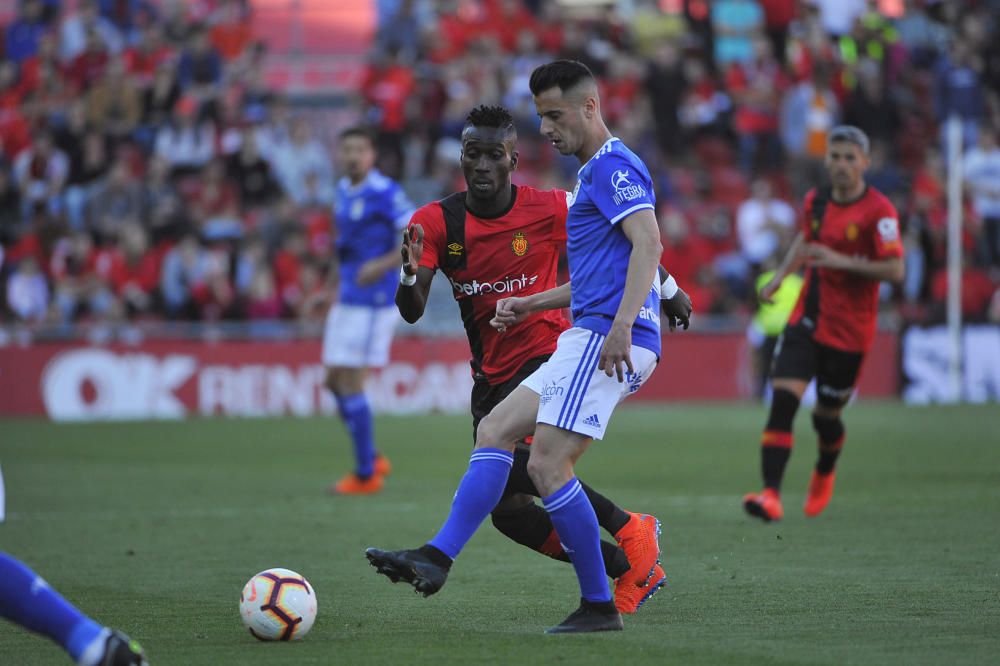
[324, 127, 414, 495]
[366, 61, 669, 633]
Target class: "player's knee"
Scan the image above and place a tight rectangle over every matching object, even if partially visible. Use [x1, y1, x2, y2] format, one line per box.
[474, 412, 517, 451]
[766, 388, 801, 432]
[811, 412, 845, 447]
[324, 368, 341, 394]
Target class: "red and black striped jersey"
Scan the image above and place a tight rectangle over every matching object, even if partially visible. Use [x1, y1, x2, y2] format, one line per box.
[410, 185, 569, 383]
[790, 185, 903, 353]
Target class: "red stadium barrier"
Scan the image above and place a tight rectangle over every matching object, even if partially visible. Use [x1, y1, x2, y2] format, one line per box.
[0, 332, 899, 420]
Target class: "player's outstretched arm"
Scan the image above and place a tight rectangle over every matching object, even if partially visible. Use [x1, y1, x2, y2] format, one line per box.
[804, 244, 905, 284]
[491, 282, 572, 332]
[601, 209, 663, 381]
[395, 225, 435, 323]
[760, 231, 806, 304]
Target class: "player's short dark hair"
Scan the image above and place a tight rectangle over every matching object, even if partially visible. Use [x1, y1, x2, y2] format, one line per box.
[465, 105, 515, 131]
[529, 60, 595, 96]
[828, 125, 870, 155]
[338, 126, 377, 146]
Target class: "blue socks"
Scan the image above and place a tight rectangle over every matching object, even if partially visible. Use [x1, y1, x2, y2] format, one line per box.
[429, 448, 514, 559]
[0, 552, 104, 662]
[543, 478, 612, 603]
[336, 392, 375, 478]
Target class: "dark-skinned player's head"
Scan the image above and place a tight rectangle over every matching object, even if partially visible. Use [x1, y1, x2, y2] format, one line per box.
[529, 59, 602, 158]
[825, 125, 870, 194]
[461, 105, 518, 202]
[337, 126, 377, 184]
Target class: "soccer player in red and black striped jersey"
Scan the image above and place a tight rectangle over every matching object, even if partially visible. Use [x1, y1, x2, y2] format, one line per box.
[743, 126, 904, 522]
[368, 105, 691, 614]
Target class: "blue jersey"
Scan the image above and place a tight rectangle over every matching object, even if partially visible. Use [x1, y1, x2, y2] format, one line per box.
[334, 169, 413, 306]
[566, 138, 661, 356]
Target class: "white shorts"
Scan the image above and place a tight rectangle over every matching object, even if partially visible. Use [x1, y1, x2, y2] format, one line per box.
[521, 327, 657, 440]
[321, 303, 400, 368]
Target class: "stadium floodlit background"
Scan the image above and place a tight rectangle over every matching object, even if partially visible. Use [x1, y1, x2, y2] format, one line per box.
[0, 1, 999, 665]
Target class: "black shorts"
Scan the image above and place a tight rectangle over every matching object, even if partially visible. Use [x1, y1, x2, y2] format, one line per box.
[771, 323, 864, 407]
[470, 355, 550, 442]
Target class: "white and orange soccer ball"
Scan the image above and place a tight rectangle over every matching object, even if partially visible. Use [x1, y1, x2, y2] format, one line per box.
[239, 568, 317, 641]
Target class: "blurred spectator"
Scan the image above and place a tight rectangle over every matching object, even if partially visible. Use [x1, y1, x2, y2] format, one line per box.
[781, 63, 839, 196]
[895, 0, 950, 67]
[122, 24, 174, 86]
[930, 253, 997, 322]
[13, 129, 69, 219]
[50, 231, 116, 323]
[245, 265, 282, 319]
[189, 158, 242, 240]
[759, 0, 796, 62]
[209, 0, 253, 61]
[293, 257, 330, 322]
[726, 36, 786, 173]
[359, 47, 415, 177]
[160, 232, 205, 318]
[177, 25, 223, 102]
[865, 140, 907, 197]
[67, 28, 112, 90]
[19, 31, 62, 95]
[141, 60, 182, 128]
[811, 0, 866, 37]
[0, 165, 23, 242]
[5, 0, 47, 63]
[842, 60, 901, 147]
[61, 0, 124, 63]
[85, 56, 143, 140]
[736, 178, 796, 269]
[271, 118, 333, 207]
[5, 255, 49, 322]
[109, 223, 160, 317]
[677, 56, 731, 142]
[964, 127, 1000, 266]
[58, 103, 111, 231]
[87, 159, 144, 239]
[711, 0, 765, 67]
[154, 96, 216, 175]
[141, 156, 183, 241]
[934, 42, 986, 150]
[226, 131, 278, 210]
[644, 42, 687, 157]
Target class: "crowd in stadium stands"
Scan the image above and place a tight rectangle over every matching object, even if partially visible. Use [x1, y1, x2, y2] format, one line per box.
[1, 0, 999, 330]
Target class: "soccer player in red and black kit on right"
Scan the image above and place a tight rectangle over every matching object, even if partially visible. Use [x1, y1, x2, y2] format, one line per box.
[377, 105, 691, 613]
[743, 126, 904, 522]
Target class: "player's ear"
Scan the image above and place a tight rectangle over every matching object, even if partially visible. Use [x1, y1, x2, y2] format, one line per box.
[510, 149, 518, 171]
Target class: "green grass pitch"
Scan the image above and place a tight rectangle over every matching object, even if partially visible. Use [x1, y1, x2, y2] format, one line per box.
[1, 403, 998, 665]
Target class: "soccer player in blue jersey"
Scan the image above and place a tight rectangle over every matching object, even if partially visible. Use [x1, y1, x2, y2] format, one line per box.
[365, 61, 668, 633]
[0, 552, 148, 664]
[324, 127, 414, 495]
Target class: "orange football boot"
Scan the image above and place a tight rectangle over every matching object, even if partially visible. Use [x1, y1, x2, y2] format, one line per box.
[743, 488, 784, 522]
[804, 470, 835, 517]
[613, 513, 662, 612]
[615, 562, 667, 614]
[329, 473, 384, 495]
[374, 454, 392, 477]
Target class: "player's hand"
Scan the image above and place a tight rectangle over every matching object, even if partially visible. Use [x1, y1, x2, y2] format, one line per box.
[805, 243, 850, 270]
[491, 296, 532, 333]
[356, 259, 385, 286]
[401, 224, 424, 277]
[598, 323, 633, 382]
[661, 287, 692, 331]
[758, 278, 782, 305]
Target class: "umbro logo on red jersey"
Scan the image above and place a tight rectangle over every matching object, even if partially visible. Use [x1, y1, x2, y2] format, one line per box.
[448, 273, 539, 296]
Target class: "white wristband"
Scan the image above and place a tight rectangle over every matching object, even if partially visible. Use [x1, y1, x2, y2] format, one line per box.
[400, 266, 417, 287]
[660, 273, 679, 300]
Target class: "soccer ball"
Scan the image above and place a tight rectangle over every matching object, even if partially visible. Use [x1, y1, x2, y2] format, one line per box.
[239, 568, 317, 641]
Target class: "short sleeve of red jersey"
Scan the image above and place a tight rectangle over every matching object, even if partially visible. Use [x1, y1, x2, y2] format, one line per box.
[409, 204, 445, 271]
[801, 188, 817, 235]
[870, 199, 904, 259]
[551, 189, 569, 243]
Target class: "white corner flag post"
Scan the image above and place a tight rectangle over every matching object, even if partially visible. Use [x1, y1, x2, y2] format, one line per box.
[945, 115, 964, 403]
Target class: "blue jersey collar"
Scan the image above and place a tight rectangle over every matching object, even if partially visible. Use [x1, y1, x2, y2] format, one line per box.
[578, 137, 620, 175]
